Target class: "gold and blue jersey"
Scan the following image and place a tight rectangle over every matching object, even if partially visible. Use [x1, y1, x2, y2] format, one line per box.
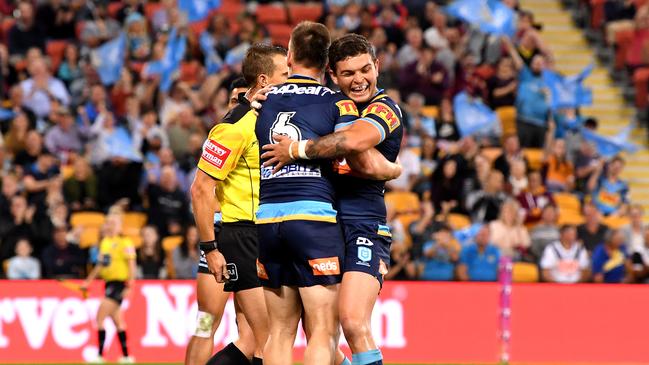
[254, 75, 359, 224]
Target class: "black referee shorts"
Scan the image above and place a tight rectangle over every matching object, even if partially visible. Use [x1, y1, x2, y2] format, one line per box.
[104, 281, 126, 305]
[198, 221, 261, 292]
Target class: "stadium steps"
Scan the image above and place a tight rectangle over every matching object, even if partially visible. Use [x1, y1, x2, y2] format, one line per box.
[520, 0, 649, 220]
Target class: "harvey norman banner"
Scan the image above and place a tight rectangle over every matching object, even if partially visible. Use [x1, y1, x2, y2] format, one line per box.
[0, 280, 499, 363]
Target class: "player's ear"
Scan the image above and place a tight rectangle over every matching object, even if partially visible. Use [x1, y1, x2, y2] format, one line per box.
[374, 57, 380, 75]
[328, 68, 339, 86]
[258, 74, 268, 88]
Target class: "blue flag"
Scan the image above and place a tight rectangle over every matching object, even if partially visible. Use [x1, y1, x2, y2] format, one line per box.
[93, 33, 126, 86]
[199, 31, 224, 74]
[225, 42, 250, 67]
[447, 0, 516, 37]
[580, 125, 638, 158]
[178, 0, 221, 22]
[454, 223, 484, 247]
[144, 28, 187, 92]
[453, 92, 499, 137]
[542, 64, 593, 110]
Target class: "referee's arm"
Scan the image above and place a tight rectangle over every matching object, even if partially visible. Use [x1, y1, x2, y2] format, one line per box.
[190, 170, 228, 283]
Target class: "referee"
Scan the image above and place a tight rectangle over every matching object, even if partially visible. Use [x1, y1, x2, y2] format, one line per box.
[188, 44, 288, 365]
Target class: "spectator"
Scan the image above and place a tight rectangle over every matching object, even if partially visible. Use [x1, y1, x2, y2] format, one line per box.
[20, 57, 70, 125]
[540, 225, 590, 283]
[13, 130, 43, 171]
[430, 158, 464, 215]
[3, 112, 31, 156]
[573, 126, 600, 194]
[41, 225, 85, 279]
[7, 1, 45, 58]
[623, 205, 646, 253]
[578, 202, 610, 252]
[166, 105, 205, 160]
[145, 147, 189, 193]
[385, 245, 418, 281]
[413, 136, 437, 195]
[5, 85, 37, 128]
[386, 134, 420, 192]
[489, 199, 531, 259]
[0, 174, 19, 219]
[466, 170, 507, 223]
[35, 0, 76, 40]
[63, 157, 98, 211]
[203, 14, 235, 59]
[530, 204, 561, 261]
[419, 223, 460, 281]
[6, 238, 40, 279]
[125, 12, 151, 62]
[147, 166, 190, 237]
[494, 134, 529, 180]
[23, 150, 60, 212]
[409, 200, 438, 260]
[137, 226, 163, 279]
[131, 108, 169, 154]
[397, 27, 424, 68]
[514, 54, 550, 148]
[44, 106, 88, 162]
[0, 195, 37, 262]
[80, 3, 121, 48]
[507, 159, 528, 196]
[172, 225, 199, 279]
[542, 123, 574, 193]
[457, 225, 500, 281]
[631, 229, 649, 283]
[487, 56, 518, 109]
[399, 45, 449, 105]
[404, 92, 435, 145]
[592, 229, 633, 283]
[57, 43, 83, 88]
[588, 156, 629, 216]
[435, 98, 460, 142]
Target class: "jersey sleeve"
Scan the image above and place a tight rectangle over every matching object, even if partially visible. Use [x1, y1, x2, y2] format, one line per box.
[122, 238, 137, 260]
[359, 101, 402, 143]
[197, 123, 247, 180]
[332, 96, 360, 131]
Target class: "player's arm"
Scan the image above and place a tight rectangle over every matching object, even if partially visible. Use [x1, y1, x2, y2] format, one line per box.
[190, 170, 228, 283]
[81, 253, 104, 291]
[346, 149, 402, 181]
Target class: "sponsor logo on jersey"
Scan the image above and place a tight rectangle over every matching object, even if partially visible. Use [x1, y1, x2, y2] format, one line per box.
[260, 164, 322, 179]
[336, 100, 359, 117]
[309, 257, 341, 276]
[201, 139, 232, 169]
[256, 259, 269, 280]
[267, 84, 335, 96]
[362, 102, 401, 132]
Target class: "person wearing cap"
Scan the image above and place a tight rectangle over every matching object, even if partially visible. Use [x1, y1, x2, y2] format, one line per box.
[419, 223, 461, 281]
[44, 106, 89, 162]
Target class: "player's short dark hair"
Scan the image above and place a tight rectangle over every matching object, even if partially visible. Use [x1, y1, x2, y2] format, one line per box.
[289, 21, 331, 72]
[328, 33, 377, 73]
[229, 77, 248, 92]
[242, 43, 287, 88]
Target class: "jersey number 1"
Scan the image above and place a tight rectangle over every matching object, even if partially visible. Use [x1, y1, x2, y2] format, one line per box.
[269, 111, 301, 143]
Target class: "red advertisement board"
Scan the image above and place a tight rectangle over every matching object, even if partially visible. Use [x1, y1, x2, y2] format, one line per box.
[0, 280, 500, 363]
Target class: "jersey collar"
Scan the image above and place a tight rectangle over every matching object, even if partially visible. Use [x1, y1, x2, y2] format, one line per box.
[287, 74, 321, 84]
[370, 88, 388, 102]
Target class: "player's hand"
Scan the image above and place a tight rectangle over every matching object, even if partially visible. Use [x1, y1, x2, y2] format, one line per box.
[261, 134, 295, 174]
[250, 86, 272, 110]
[206, 250, 229, 283]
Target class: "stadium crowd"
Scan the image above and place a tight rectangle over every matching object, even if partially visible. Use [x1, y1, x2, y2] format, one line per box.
[0, 0, 646, 284]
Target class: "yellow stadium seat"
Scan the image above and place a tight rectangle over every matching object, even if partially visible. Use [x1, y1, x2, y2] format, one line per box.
[512, 262, 539, 283]
[61, 165, 75, 179]
[553, 193, 581, 213]
[128, 234, 143, 249]
[79, 227, 100, 248]
[396, 213, 421, 247]
[2, 259, 8, 274]
[421, 106, 439, 119]
[523, 148, 544, 171]
[481, 147, 502, 164]
[495, 106, 517, 137]
[603, 215, 630, 229]
[385, 192, 420, 215]
[447, 213, 471, 230]
[557, 210, 586, 226]
[122, 212, 147, 230]
[162, 236, 183, 252]
[70, 212, 106, 228]
[408, 146, 421, 157]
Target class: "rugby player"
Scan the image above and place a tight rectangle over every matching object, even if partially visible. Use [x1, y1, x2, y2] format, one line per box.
[189, 44, 289, 365]
[82, 213, 136, 364]
[261, 33, 403, 365]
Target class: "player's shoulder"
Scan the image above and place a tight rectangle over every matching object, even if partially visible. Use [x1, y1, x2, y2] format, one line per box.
[363, 92, 403, 119]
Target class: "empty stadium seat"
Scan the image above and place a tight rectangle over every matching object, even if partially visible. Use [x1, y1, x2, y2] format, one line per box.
[602, 215, 630, 229]
[107, 2, 122, 19]
[523, 148, 543, 171]
[267, 23, 293, 48]
[217, 2, 245, 19]
[385, 192, 420, 215]
[46, 40, 68, 73]
[553, 192, 581, 213]
[447, 213, 471, 230]
[79, 227, 101, 248]
[589, 0, 606, 29]
[144, 2, 163, 20]
[256, 4, 288, 24]
[633, 67, 649, 109]
[614, 28, 634, 71]
[495, 106, 517, 137]
[70, 212, 106, 228]
[512, 262, 539, 283]
[397, 212, 421, 246]
[557, 210, 586, 226]
[421, 106, 439, 119]
[122, 212, 147, 230]
[288, 3, 323, 25]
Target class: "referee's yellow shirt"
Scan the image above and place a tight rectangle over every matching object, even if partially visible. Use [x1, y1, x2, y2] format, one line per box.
[197, 100, 259, 223]
[99, 236, 136, 282]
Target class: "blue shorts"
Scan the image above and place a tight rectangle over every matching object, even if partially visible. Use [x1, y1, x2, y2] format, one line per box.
[257, 220, 345, 288]
[340, 219, 391, 285]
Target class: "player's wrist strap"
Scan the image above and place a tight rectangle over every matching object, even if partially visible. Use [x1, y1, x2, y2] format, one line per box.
[288, 141, 296, 160]
[298, 140, 310, 160]
[199, 240, 218, 253]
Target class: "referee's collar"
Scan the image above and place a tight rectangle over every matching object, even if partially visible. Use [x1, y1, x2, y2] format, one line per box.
[238, 92, 250, 106]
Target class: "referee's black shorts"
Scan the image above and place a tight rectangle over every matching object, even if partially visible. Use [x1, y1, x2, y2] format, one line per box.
[198, 221, 261, 292]
[104, 281, 126, 305]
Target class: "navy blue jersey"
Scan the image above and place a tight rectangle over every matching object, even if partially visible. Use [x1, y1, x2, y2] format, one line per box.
[255, 75, 359, 224]
[333, 91, 403, 220]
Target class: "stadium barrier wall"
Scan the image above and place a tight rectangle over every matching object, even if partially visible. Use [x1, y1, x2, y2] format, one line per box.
[0, 280, 646, 364]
